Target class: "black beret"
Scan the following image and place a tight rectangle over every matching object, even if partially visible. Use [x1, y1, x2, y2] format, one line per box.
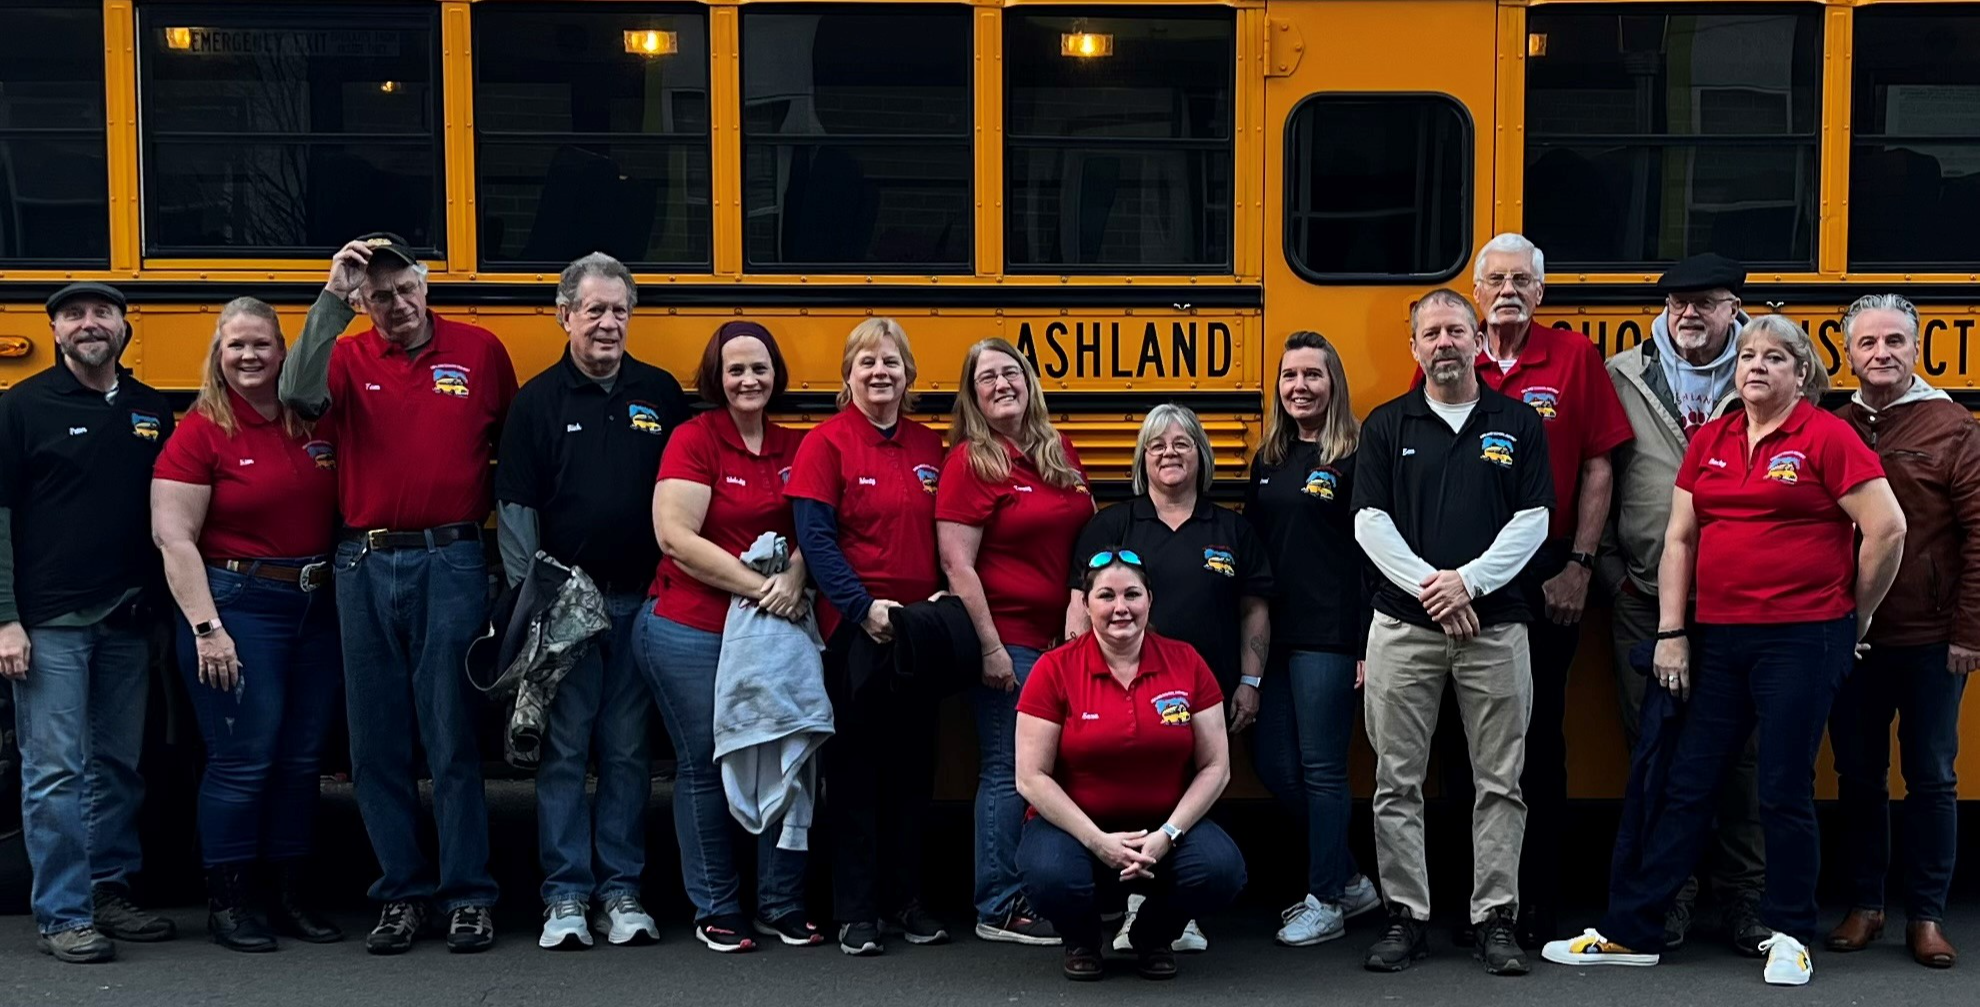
[1657, 253, 1746, 296]
[45, 281, 128, 317]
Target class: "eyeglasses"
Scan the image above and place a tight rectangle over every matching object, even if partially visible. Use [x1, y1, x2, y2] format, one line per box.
[1667, 295, 1734, 316]
[973, 366, 1026, 389]
[1482, 273, 1537, 291]
[1144, 440, 1196, 457]
[1087, 549, 1143, 569]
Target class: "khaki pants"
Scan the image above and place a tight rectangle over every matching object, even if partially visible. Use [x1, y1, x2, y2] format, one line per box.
[1365, 614, 1532, 924]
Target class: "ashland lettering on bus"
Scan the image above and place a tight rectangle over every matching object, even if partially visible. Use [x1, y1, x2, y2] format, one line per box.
[1014, 321, 1233, 380]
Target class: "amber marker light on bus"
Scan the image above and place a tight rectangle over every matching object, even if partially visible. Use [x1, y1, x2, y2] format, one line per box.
[1061, 32, 1114, 58]
[0, 336, 32, 359]
[625, 30, 678, 57]
[380, 80, 400, 93]
[165, 27, 192, 50]
[1527, 33, 1548, 57]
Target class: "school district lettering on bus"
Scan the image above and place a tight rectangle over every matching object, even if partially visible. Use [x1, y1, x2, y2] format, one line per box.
[1543, 308, 1980, 387]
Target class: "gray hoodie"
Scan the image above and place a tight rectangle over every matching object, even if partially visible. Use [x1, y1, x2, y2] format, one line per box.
[1650, 308, 1745, 438]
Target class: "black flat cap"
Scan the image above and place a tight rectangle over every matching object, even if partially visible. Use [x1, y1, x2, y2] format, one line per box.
[1658, 253, 1746, 296]
[353, 231, 420, 268]
[45, 281, 128, 317]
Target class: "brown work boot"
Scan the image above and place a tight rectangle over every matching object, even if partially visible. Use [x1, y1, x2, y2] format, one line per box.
[1908, 921, 1956, 969]
[1825, 908, 1885, 952]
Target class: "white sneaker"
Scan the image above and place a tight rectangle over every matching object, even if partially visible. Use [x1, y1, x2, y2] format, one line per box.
[540, 898, 593, 950]
[1540, 928, 1658, 967]
[1174, 919, 1209, 953]
[1760, 932, 1813, 986]
[1341, 875, 1381, 919]
[590, 893, 660, 946]
[1111, 894, 1142, 952]
[1276, 895, 1347, 946]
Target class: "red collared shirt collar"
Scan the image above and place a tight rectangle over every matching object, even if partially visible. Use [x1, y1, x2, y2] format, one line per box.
[357, 312, 446, 359]
[224, 386, 275, 427]
[1476, 321, 1551, 371]
[1723, 397, 1816, 439]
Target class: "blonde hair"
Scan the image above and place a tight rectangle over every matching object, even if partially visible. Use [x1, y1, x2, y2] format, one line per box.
[948, 337, 1083, 490]
[836, 317, 919, 411]
[193, 297, 306, 439]
[1259, 331, 1359, 467]
[1737, 314, 1830, 400]
[1130, 404, 1216, 497]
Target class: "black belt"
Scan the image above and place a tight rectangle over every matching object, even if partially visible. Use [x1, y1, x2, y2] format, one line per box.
[339, 522, 482, 552]
[209, 559, 330, 593]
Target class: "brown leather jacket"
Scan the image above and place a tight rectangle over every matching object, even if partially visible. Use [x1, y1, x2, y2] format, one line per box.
[1833, 380, 1980, 649]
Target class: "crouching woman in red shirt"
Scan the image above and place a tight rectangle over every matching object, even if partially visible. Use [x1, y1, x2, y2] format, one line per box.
[1015, 550, 1245, 982]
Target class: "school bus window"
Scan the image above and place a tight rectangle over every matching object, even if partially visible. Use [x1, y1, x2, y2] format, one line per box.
[1285, 95, 1469, 282]
[0, 4, 108, 264]
[1849, 5, 1980, 269]
[1523, 6, 1821, 269]
[137, 7, 443, 258]
[1005, 10, 1234, 273]
[475, 7, 710, 270]
[740, 8, 972, 272]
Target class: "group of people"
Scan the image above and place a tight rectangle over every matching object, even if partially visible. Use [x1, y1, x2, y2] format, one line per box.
[0, 231, 1969, 990]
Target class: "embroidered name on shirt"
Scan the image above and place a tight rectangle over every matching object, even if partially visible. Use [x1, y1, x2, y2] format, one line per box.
[237, 458, 255, 467]
[725, 476, 748, 487]
[68, 426, 87, 436]
[1080, 712, 1100, 721]
[365, 383, 382, 391]
[566, 423, 583, 433]
[857, 477, 878, 486]
[1012, 484, 1034, 493]
[1708, 458, 1728, 469]
[1401, 447, 1417, 457]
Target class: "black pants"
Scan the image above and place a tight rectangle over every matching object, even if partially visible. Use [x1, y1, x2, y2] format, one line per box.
[823, 623, 938, 925]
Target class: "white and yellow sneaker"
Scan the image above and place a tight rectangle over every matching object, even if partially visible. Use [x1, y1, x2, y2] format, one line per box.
[1759, 932, 1813, 986]
[1541, 928, 1659, 967]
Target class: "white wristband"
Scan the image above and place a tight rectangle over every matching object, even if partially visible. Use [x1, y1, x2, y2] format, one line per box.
[1239, 675, 1263, 689]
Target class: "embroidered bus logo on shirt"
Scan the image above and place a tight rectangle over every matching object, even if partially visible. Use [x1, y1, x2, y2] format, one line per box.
[914, 463, 940, 494]
[1302, 468, 1338, 500]
[431, 364, 470, 397]
[304, 441, 337, 470]
[130, 412, 161, 441]
[627, 402, 664, 435]
[1766, 451, 1806, 485]
[1521, 386, 1561, 420]
[1480, 432, 1516, 468]
[1152, 691, 1193, 726]
[1202, 547, 1236, 577]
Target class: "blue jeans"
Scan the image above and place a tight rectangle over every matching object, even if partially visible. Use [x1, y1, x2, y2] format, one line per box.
[1830, 641, 1966, 922]
[13, 621, 149, 934]
[174, 564, 342, 866]
[538, 592, 651, 904]
[1018, 816, 1246, 953]
[1602, 616, 1854, 950]
[333, 536, 497, 911]
[635, 609, 806, 921]
[968, 644, 1040, 923]
[1250, 649, 1359, 901]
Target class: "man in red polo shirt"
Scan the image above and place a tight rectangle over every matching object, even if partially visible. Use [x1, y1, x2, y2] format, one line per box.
[1469, 233, 1633, 946]
[280, 233, 516, 956]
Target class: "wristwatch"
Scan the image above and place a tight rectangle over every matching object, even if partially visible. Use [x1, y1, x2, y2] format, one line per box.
[1159, 822, 1184, 842]
[193, 617, 224, 638]
[1239, 675, 1263, 689]
[1568, 551, 1596, 570]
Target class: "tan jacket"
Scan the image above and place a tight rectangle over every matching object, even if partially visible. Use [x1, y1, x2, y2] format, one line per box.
[1596, 339, 1734, 598]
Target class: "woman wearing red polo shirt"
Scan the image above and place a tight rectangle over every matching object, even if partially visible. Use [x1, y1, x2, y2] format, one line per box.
[1543, 315, 1907, 987]
[785, 318, 947, 957]
[637, 321, 816, 954]
[153, 297, 343, 953]
[937, 337, 1093, 947]
[1016, 551, 1245, 982]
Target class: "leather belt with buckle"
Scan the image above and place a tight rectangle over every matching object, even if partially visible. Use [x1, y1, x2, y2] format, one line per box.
[210, 559, 331, 593]
[339, 522, 482, 552]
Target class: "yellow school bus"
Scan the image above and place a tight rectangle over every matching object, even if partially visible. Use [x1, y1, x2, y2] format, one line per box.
[1, 0, 1976, 801]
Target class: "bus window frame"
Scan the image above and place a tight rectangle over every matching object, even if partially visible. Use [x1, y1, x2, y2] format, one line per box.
[1281, 91, 1474, 286]
[470, 1, 714, 273]
[0, 0, 111, 269]
[1001, 5, 1238, 277]
[133, 3, 448, 262]
[736, 2, 977, 276]
[1520, 1, 1826, 274]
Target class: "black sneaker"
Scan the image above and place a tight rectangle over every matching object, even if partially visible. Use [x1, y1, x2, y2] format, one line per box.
[366, 901, 427, 956]
[1728, 898, 1769, 958]
[91, 883, 177, 942]
[975, 898, 1061, 946]
[839, 920, 883, 957]
[1475, 908, 1530, 975]
[446, 906, 495, 954]
[890, 902, 950, 946]
[1365, 908, 1430, 972]
[1664, 896, 1695, 951]
[695, 914, 757, 953]
[753, 910, 824, 947]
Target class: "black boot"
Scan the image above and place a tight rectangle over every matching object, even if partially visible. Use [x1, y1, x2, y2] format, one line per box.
[267, 860, 344, 943]
[207, 863, 277, 953]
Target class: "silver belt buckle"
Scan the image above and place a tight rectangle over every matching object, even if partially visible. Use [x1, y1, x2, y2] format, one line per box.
[298, 561, 330, 593]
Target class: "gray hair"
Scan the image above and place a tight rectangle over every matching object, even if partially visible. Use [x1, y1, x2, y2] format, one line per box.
[1130, 403, 1217, 497]
[1842, 293, 1920, 342]
[555, 252, 638, 310]
[1737, 314, 1829, 400]
[1472, 233, 1546, 284]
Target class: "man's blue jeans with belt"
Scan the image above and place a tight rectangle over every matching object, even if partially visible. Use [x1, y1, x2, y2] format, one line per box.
[333, 535, 498, 911]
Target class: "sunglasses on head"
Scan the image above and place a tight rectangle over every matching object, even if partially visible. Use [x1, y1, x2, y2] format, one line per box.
[1087, 549, 1143, 568]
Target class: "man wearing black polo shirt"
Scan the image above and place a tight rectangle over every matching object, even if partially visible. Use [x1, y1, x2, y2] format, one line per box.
[0, 282, 177, 963]
[1352, 288, 1553, 977]
[281, 233, 517, 955]
[495, 253, 691, 951]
